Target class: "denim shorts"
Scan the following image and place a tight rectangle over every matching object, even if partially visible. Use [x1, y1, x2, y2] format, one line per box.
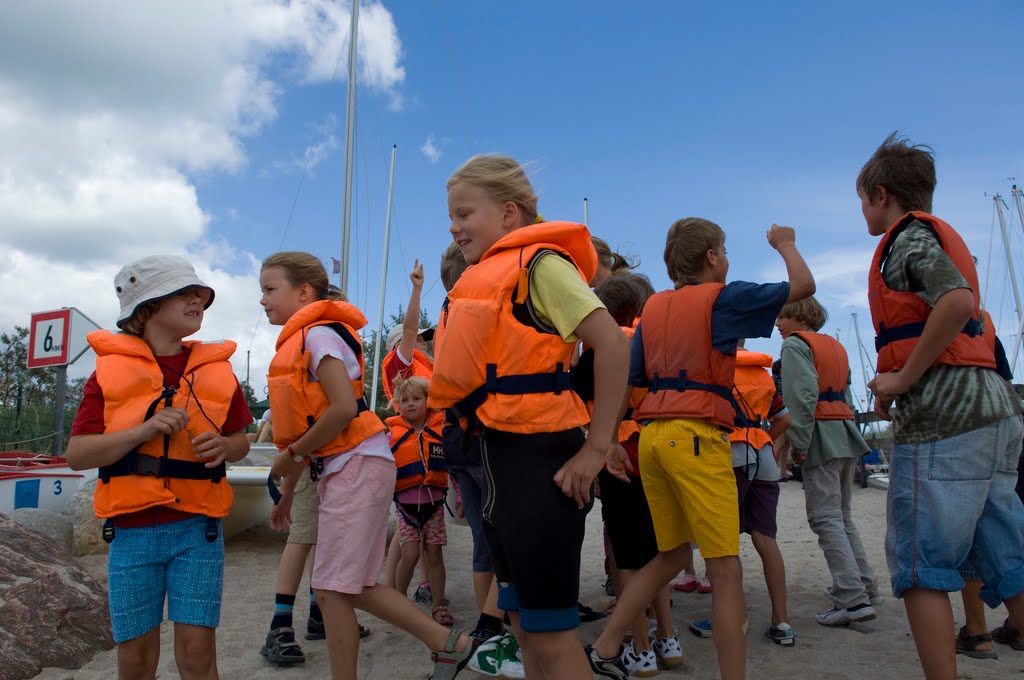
[452, 464, 492, 573]
[107, 515, 224, 642]
[886, 414, 1024, 606]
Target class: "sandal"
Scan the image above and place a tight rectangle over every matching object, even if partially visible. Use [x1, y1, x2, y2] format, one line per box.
[955, 625, 998, 659]
[259, 626, 306, 665]
[430, 628, 473, 680]
[433, 604, 455, 627]
[992, 618, 1024, 650]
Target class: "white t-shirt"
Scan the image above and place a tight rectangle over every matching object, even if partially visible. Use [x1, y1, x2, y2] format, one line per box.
[305, 325, 392, 479]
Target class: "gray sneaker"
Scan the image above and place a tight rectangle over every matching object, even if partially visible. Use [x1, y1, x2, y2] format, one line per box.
[585, 644, 628, 679]
[815, 604, 876, 626]
[824, 586, 882, 606]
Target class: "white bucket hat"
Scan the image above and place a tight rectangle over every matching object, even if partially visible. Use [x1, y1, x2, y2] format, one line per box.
[115, 255, 215, 328]
[386, 324, 435, 353]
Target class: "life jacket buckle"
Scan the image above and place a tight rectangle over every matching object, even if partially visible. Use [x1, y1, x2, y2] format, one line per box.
[131, 454, 164, 478]
[204, 517, 219, 543]
[102, 518, 115, 544]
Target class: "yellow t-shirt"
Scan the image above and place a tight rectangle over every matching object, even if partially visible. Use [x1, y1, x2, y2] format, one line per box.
[529, 253, 605, 343]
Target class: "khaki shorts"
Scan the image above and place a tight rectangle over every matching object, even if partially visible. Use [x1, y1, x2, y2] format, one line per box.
[287, 473, 320, 545]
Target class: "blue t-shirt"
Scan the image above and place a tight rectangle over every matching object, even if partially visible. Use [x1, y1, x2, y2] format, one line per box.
[629, 281, 790, 386]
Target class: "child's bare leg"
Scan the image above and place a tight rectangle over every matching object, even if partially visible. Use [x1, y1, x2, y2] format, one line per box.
[960, 581, 990, 646]
[904, 588, 957, 680]
[424, 543, 447, 610]
[653, 585, 673, 638]
[509, 613, 589, 680]
[347, 584, 470, 653]
[384, 530, 401, 589]
[594, 543, 690, 658]
[706, 555, 746, 680]
[751, 531, 789, 625]
[680, 542, 695, 575]
[117, 627, 160, 680]
[472, 571, 494, 613]
[275, 542, 312, 594]
[508, 615, 544, 678]
[173, 623, 218, 680]
[616, 568, 651, 651]
[395, 539, 421, 597]
[315, 589, 360, 680]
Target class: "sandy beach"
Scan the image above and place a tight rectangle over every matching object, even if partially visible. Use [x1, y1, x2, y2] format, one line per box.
[32, 481, 1022, 680]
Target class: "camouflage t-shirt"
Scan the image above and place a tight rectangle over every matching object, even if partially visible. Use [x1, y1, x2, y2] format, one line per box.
[881, 221, 1023, 444]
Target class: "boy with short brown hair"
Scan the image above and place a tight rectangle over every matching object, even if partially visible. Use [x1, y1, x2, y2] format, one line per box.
[861, 132, 1024, 678]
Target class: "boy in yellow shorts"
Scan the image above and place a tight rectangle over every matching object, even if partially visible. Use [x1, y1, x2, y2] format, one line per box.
[589, 218, 813, 680]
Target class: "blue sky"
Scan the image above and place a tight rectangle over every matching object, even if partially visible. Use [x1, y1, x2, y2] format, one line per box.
[1, 0, 1022, 407]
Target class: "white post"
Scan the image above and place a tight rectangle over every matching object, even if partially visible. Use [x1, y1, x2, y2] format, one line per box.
[339, 0, 359, 294]
[369, 145, 397, 412]
[583, 197, 589, 227]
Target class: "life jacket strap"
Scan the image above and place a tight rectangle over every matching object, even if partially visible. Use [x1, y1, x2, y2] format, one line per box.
[818, 389, 847, 403]
[267, 474, 282, 505]
[649, 370, 735, 403]
[733, 414, 763, 429]
[451, 363, 572, 419]
[874, 319, 980, 352]
[99, 451, 225, 483]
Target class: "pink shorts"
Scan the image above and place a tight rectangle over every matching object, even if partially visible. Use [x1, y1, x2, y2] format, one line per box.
[312, 455, 397, 594]
[397, 502, 448, 546]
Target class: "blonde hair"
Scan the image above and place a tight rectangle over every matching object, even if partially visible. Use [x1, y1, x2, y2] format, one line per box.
[440, 242, 468, 292]
[447, 155, 539, 227]
[591, 237, 638, 274]
[778, 296, 828, 332]
[261, 252, 344, 301]
[121, 299, 162, 337]
[663, 218, 725, 287]
[392, 376, 430, 405]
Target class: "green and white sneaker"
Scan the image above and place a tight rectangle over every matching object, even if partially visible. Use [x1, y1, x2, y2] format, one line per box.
[467, 633, 525, 679]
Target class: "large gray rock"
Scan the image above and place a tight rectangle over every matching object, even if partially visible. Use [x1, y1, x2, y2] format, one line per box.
[65, 477, 107, 556]
[0, 514, 114, 678]
[9, 508, 73, 554]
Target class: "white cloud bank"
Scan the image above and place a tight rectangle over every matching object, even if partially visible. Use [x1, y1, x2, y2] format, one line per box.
[0, 0, 404, 387]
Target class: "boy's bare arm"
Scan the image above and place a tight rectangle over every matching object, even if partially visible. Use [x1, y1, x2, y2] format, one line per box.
[65, 407, 188, 471]
[553, 309, 631, 507]
[869, 287, 974, 401]
[767, 224, 815, 302]
[193, 428, 250, 467]
[397, 260, 424, 361]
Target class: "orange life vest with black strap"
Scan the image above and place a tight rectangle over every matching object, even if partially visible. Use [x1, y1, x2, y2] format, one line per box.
[268, 300, 386, 461]
[428, 221, 597, 434]
[633, 283, 737, 430]
[729, 350, 775, 450]
[789, 331, 855, 420]
[387, 411, 447, 491]
[869, 212, 995, 373]
[88, 331, 237, 519]
[381, 347, 434, 402]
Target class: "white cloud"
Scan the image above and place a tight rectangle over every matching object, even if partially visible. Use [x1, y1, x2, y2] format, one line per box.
[420, 133, 448, 164]
[0, 1, 405, 392]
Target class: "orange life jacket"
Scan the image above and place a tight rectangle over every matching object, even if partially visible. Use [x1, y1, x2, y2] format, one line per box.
[869, 212, 995, 373]
[633, 283, 737, 429]
[387, 411, 447, 491]
[729, 350, 775, 449]
[88, 331, 237, 519]
[381, 347, 434, 402]
[268, 300, 386, 458]
[789, 331, 855, 420]
[981, 309, 996, 355]
[428, 222, 598, 434]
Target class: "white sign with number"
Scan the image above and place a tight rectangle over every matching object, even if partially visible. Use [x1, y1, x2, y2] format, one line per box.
[27, 308, 101, 369]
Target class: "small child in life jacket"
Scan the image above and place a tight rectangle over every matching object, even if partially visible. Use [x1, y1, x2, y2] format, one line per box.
[590, 217, 814, 680]
[66, 255, 253, 679]
[430, 154, 631, 680]
[387, 376, 453, 626]
[261, 251, 472, 680]
[776, 297, 878, 627]
[859, 133, 1024, 676]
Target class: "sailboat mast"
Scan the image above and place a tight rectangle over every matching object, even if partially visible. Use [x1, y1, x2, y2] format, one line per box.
[851, 313, 874, 417]
[339, 0, 359, 294]
[583, 197, 589, 227]
[995, 194, 1024, 370]
[369, 145, 397, 412]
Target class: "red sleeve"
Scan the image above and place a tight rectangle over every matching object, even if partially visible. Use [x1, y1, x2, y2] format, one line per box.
[70, 373, 106, 436]
[221, 379, 254, 434]
[382, 351, 413, 393]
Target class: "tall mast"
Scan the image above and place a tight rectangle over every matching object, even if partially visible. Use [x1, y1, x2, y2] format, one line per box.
[851, 313, 874, 417]
[369, 145, 397, 412]
[995, 194, 1024, 370]
[339, 0, 359, 294]
[583, 197, 589, 227]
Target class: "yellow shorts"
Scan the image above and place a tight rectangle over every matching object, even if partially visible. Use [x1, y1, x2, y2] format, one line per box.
[639, 418, 739, 558]
[287, 473, 321, 545]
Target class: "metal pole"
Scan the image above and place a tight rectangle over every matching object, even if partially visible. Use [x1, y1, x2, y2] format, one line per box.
[583, 197, 589, 227]
[996, 195, 1024, 371]
[851, 313, 877, 432]
[245, 350, 250, 388]
[339, 0, 359, 294]
[51, 365, 66, 456]
[1013, 185, 1024, 240]
[369, 145, 397, 412]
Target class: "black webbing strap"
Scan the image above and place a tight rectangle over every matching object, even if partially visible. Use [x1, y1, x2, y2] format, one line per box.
[874, 318, 981, 352]
[451, 363, 572, 419]
[649, 370, 735, 403]
[818, 389, 847, 403]
[99, 451, 226, 483]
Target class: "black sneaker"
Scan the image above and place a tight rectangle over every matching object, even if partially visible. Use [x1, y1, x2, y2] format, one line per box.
[304, 618, 370, 640]
[584, 643, 628, 679]
[578, 602, 608, 622]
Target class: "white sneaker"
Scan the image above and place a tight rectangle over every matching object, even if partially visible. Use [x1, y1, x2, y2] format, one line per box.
[652, 635, 684, 668]
[814, 604, 876, 626]
[468, 633, 525, 679]
[620, 641, 658, 677]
